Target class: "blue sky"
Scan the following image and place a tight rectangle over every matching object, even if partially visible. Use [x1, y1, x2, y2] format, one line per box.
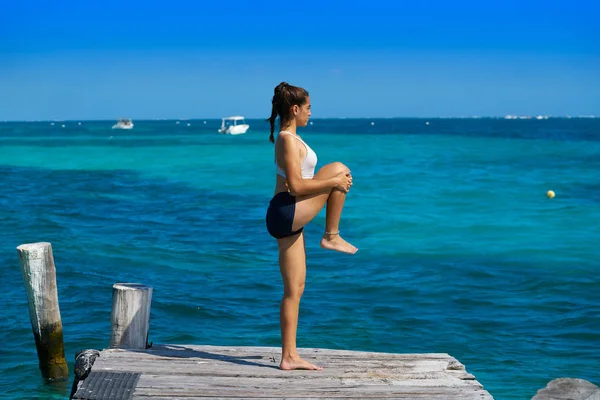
[1, 0, 598, 120]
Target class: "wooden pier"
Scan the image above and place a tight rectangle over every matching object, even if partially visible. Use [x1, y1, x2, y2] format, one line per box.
[72, 344, 493, 399]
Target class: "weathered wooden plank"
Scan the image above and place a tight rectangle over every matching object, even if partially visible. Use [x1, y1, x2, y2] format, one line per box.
[102, 353, 457, 365]
[132, 374, 484, 390]
[106, 345, 455, 359]
[132, 385, 490, 396]
[133, 391, 490, 399]
[132, 387, 490, 399]
[97, 356, 455, 371]
[141, 394, 491, 400]
[141, 397, 487, 400]
[81, 344, 492, 399]
[94, 362, 477, 383]
[93, 360, 475, 379]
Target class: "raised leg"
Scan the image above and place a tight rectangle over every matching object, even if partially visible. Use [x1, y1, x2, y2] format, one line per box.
[319, 188, 358, 254]
[277, 232, 322, 370]
[292, 162, 357, 254]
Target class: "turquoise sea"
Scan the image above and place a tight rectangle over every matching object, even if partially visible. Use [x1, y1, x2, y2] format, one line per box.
[0, 118, 598, 399]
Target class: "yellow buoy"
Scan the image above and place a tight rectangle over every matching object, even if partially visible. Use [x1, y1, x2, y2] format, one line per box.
[547, 190, 555, 199]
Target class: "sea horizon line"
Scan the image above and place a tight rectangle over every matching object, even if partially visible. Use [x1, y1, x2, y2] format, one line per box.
[1, 115, 597, 123]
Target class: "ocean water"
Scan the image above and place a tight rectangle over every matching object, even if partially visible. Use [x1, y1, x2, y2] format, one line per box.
[0, 118, 598, 399]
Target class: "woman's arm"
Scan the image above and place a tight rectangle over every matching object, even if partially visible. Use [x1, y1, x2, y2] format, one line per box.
[277, 135, 341, 197]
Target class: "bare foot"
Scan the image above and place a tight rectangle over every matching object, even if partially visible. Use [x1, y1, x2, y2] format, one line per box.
[280, 356, 323, 371]
[320, 233, 358, 254]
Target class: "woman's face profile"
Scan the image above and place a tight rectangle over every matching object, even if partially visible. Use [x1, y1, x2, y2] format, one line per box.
[294, 97, 311, 127]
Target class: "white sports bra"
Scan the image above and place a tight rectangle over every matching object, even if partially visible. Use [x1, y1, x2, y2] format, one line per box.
[275, 131, 318, 179]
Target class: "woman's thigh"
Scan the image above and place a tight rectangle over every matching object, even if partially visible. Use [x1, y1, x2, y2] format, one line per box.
[278, 232, 306, 296]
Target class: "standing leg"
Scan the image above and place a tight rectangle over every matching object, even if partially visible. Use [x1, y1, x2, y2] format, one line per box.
[277, 232, 322, 370]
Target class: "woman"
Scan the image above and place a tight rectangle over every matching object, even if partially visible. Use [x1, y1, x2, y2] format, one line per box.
[265, 82, 357, 371]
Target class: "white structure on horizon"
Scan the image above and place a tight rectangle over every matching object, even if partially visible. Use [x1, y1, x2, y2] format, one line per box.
[218, 116, 249, 135]
[112, 119, 134, 129]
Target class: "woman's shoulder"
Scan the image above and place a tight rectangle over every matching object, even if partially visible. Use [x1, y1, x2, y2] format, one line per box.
[276, 133, 304, 157]
[276, 132, 298, 145]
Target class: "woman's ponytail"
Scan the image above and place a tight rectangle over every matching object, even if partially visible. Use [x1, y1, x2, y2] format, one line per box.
[266, 106, 277, 143]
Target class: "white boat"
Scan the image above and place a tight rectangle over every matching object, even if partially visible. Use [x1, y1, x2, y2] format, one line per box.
[218, 116, 249, 135]
[112, 119, 134, 129]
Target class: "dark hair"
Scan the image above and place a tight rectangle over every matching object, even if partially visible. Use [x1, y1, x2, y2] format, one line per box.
[266, 82, 309, 143]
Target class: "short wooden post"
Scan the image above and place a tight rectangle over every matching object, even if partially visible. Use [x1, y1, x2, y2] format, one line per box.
[109, 283, 153, 349]
[17, 242, 68, 380]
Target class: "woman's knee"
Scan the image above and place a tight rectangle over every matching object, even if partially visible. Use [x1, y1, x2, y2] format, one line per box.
[318, 162, 349, 177]
[329, 161, 349, 174]
[284, 282, 305, 300]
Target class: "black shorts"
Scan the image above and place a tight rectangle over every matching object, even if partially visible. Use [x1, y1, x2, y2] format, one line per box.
[266, 192, 303, 239]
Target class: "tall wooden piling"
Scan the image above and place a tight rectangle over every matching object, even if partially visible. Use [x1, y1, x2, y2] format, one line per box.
[17, 242, 68, 380]
[110, 283, 153, 349]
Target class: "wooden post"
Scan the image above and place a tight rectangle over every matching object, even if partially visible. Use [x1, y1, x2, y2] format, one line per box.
[109, 283, 153, 349]
[17, 242, 68, 380]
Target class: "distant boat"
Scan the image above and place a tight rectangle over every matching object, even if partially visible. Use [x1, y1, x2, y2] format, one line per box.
[218, 116, 249, 135]
[112, 119, 134, 130]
